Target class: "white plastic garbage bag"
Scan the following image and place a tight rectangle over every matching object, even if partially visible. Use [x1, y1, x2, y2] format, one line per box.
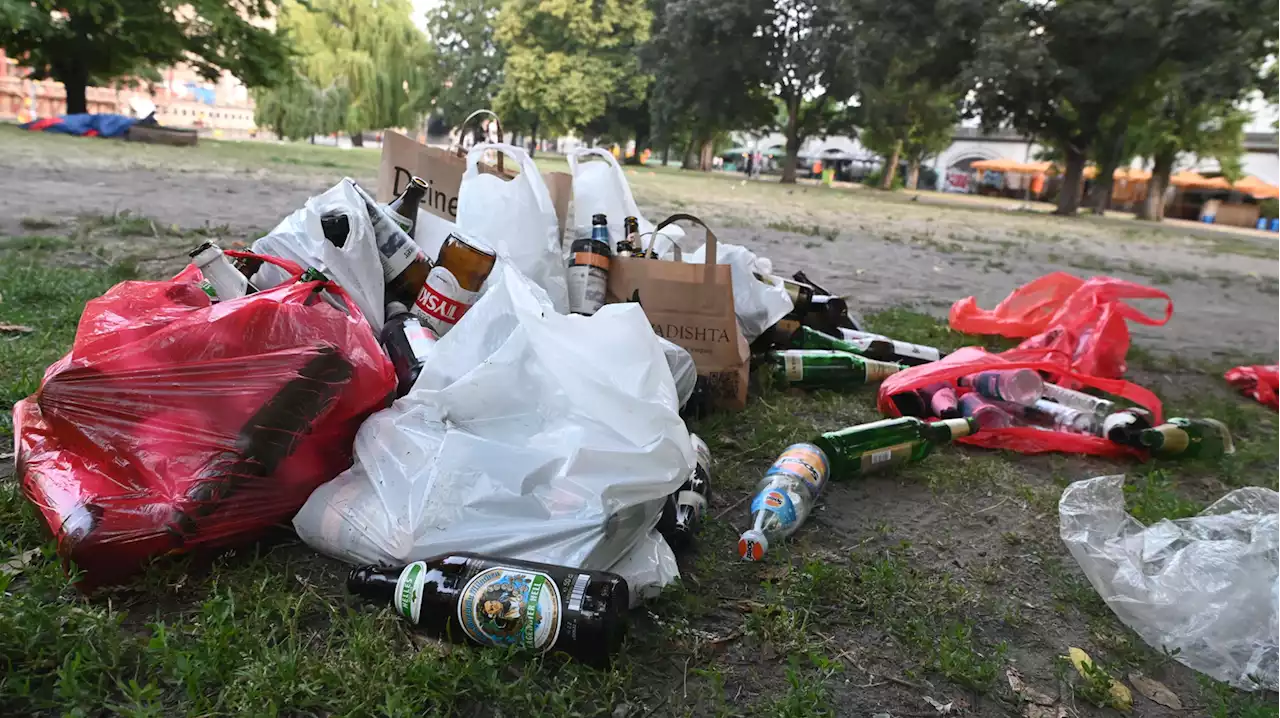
[253, 178, 404, 332]
[457, 144, 568, 313]
[294, 261, 691, 600]
[1059, 475, 1279, 690]
[685, 242, 793, 342]
[658, 337, 697, 408]
[567, 148, 685, 248]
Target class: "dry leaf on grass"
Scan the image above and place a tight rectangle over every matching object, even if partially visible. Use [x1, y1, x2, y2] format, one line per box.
[1128, 673, 1183, 710]
[0, 323, 34, 334]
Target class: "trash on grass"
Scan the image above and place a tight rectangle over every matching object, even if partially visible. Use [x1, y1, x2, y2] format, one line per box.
[1060, 475, 1278, 690]
[15, 256, 395, 587]
[347, 552, 629, 668]
[1066, 646, 1133, 711]
[1224, 364, 1279, 410]
[293, 261, 693, 601]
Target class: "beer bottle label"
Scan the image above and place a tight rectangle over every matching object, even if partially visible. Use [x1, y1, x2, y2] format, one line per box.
[765, 443, 829, 495]
[890, 340, 940, 362]
[677, 489, 708, 518]
[862, 358, 902, 382]
[857, 442, 914, 474]
[567, 252, 609, 315]
[402, 318, 437, 359]
[783, 353, 804, 381]
[394, 561, 429, 623]
[413, 266, 478, 336]
[350, 181, 422, 281]
[751, 488, 797, 527]
[457, 566, 563, 652]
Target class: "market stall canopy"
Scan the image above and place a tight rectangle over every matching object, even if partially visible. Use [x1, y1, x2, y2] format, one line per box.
[1232, 175, 1280, 200]
[1081, 166, 1153, 181]
[1170, 171, 1232, 190]
[971, 159, 1053, 174]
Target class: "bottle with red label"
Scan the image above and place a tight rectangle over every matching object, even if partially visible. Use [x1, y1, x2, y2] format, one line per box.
[412, 229, 496, 336]
[346, 552, 628, 668]
[567, 214, 612, 315]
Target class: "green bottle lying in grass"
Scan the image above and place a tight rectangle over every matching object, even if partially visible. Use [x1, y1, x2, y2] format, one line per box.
[761, 349, 904, 388]
[739, 416, 977, 561]
[1140, 417, 1234, 459]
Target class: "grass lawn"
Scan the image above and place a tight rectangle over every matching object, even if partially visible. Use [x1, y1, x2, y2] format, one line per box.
[0, 134, 1277, 717]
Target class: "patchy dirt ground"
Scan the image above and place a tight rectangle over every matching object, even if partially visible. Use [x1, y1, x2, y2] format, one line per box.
[0, 127, 1276, 717]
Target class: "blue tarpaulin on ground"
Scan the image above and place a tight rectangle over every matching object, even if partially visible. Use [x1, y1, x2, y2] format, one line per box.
[21, 113, 139, 138]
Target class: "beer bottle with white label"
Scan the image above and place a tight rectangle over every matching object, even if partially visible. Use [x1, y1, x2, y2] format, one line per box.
[761, 349, 903, 388]
[386, 176, 429, 238]
[814, 416, 977, 481]
[380, 302, 438, 397]
[656, 433, 712, 551]
[567, 214, 612, 315]
[412, 230, 496, 336]
[189, 242, 255, 301]
[793, 325, 941, 367]
[347, 553, 628, 668]
[346, 180, 431, 308]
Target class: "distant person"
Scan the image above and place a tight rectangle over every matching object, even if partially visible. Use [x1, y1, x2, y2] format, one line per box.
[746, 152, 755, 177]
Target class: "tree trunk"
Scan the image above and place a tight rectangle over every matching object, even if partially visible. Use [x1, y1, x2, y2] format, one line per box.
[59, 63, 89, 115]
[349, 132, 364, 148]
[662, 144, 670, 166]
[1137, 150, 1175, 221]
[1054, 144, 1087, 216]
[905, 156, 921, 190]
[880, 140, 902, 190]
[781, 101, 801, 184]
[681, 135, 699, 170]
[529, 122, 538, 157]
[310, 135, 316, 144]
[699, 139, 714, 172]
[1086, 129, 1128, 215]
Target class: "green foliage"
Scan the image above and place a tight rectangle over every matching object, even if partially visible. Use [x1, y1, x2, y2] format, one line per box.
[858, 66, 959, 182]
[495, 0, 652, 136]
[258, 0, 436, 138]
[0, 0, 290, 112]
[427, 0, 506, 127]
[1123, 470, 1204, 524]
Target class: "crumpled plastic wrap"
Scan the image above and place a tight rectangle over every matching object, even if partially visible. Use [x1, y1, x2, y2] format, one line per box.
[1059, 475, 1278, 690]
[294, 260, 692, 603]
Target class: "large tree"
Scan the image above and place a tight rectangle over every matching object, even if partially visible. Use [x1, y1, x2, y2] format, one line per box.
[858, 65, 959, 190]
[426, 0, 505, 128]
[252, 71, 346, 141]
[0, 0, 289, 115]
[494, 0, 651, 140]
[647, 0, 776, 171]
[761, 0, 859, 183]
[969, 0, 1176, 216]
[279, 0, 435, 145]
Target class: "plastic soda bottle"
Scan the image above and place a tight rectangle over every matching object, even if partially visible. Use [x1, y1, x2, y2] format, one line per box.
[738, 443, 830, 561]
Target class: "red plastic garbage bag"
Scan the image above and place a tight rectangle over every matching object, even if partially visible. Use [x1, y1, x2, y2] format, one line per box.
[1224, 365, 1279, 410]
[877, 346, 1163, 458]
[950, 274, 1172, 381]
[15, 255, 396, 588]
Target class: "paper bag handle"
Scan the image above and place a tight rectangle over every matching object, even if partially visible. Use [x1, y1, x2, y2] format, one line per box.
[652, 213, 718, 283]
[454, 109, 505, 173]
[634, 231, 683, 261]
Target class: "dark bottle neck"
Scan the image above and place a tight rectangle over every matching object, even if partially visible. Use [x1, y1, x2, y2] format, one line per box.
[347, 566, 400, 603]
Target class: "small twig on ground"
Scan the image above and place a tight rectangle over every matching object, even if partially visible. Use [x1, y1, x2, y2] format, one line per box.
[714, 492, 752, 520]
[975, 497, 1010, 514]
[0, 323, 34, 335]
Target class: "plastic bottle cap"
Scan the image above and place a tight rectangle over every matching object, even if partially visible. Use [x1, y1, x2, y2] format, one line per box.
[738, 529, 768, 561]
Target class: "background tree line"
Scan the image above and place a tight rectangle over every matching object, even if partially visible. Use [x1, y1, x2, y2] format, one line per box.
[0, 0, 1274, 219]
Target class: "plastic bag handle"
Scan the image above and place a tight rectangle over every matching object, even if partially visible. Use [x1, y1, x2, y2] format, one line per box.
[1100, 283, 1174, 327]
[633, 230, 683, 261]
[452, 109, 504, 173]
[225, 250, 362, 317]
[653, 213, 717, 283]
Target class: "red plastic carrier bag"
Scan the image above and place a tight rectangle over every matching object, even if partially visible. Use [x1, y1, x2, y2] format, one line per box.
[1224, 365, 1279, 411]
[877, 346, 1163, 458]
[949, 273, 1172, 381]
[14, 254, 396, 587]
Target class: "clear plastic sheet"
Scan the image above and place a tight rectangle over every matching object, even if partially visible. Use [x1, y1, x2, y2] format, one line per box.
[1059, 475, 1279, 690]
[16, 262, 396, 588]
[294, 261, 692, 601]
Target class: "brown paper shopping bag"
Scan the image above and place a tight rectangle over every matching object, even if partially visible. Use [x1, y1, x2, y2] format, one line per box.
[606, 213, 749, 410]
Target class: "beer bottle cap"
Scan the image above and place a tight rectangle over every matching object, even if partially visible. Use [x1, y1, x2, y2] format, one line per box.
[592, 213, 608, 225]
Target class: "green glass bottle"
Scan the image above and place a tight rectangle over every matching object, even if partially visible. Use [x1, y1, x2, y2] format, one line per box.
[1139, 417, 1234, 459]
[813, 416, 977, 479]
[792, 325, 940, 367]
[762, 349, 903, 388]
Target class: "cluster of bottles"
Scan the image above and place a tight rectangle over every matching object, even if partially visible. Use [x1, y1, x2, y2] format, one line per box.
[189, 177, 499, 399]
[748, 273, 948, 391]
[740, 415, 977, 561]
[346, 432, 713, 668]
[887, 368, 1234, 459]
[567, 213, 651, 317]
